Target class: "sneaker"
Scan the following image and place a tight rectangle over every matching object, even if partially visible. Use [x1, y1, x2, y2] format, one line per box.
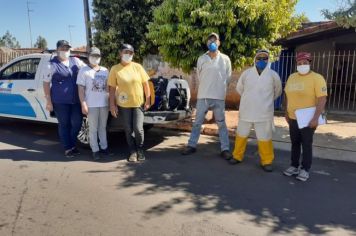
[220, 150, 232, 160]
[71, 147, 80, 155]
[92, 151, 100, 161]
[262, 164, 273, 172]
[64, 150, 75, 158]
[283, 166, 300, 176]
[229, 158, 241, 165]
[296, 169, 309, 181]
[181, 146, 196, 155]
[137, 150, 146, 161]
[127, 152, 138, 162]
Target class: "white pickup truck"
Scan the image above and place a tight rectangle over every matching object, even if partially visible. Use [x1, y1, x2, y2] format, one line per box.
[0, 53, 191, 144]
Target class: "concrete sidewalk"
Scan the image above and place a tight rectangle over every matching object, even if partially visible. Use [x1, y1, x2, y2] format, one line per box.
[158, 110, 356, 163]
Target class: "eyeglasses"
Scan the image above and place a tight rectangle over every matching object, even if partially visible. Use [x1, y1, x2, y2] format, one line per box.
[256, 57, 268, 61]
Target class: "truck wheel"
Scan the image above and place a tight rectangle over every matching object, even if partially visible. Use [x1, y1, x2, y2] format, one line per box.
[77, 116, 90, 145]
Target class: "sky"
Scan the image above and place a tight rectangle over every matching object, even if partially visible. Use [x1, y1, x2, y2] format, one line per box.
[0, 0, 339, 49]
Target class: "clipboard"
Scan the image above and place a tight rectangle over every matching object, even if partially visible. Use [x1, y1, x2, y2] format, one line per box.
[295, 107, 326, 129]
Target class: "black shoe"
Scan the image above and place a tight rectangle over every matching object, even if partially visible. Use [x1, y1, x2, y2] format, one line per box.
[99, 148, 110, 156]
[229, 158, 241, 165]
[221, 150, 232, 160]
[137, 150, 146, 161]
[181, 146, 196, 155]
[71, 147, 80, 155]
[127, 152, 138, 162]
[262, 164, 273, 172]
[93, 151, 100, 161]
[64, 150, 75, 158]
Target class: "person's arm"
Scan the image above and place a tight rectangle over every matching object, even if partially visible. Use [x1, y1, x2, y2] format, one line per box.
[309, 76, 328, 128]
[107, 66, 118, 118]
[43, 63, 53, 111]
[283, 94, 289, 123]
[309, 96, 327, 128]
[43, 82, 53, 111]
[77, 68, 88, 115]
[143, 81, 151, 111]
[273, 72, 282, 100]
[109, 86, 118, 118]
[226, 56, 232, 84]
[78, 86, 88, 115]
[196, 56, 203, 82]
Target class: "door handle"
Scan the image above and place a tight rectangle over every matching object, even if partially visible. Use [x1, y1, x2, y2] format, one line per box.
[27, 88, 36, 92]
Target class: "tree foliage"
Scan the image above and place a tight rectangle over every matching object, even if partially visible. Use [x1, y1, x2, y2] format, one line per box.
[0, 31, 21, 48]
[322, 0, 356, 28]
[92, 0, 163, 67]
[147, 0, 304, 72]
[34, 36, 48, 49]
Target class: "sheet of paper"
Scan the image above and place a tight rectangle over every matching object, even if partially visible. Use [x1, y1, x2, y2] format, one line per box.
[295, 107, 326, 129]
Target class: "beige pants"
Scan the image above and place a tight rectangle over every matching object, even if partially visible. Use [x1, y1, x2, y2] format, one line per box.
[236, 120, 273, 141]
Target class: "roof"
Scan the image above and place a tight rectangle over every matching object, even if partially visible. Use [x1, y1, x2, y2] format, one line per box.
[277, 21, 356, 47]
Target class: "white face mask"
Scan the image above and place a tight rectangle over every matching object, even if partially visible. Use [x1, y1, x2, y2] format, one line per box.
[59, 50, 70, 60]
[89, 56, 101, 66]
[122, 54, 133, 63]
[297, 65, 310, 75]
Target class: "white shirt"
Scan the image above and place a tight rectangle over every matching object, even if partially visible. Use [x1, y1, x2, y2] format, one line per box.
[42, 57, 86, 83]
[236, 66, 282, 122]
[76, 65, 109, 108]
[196, 51, 232, 100]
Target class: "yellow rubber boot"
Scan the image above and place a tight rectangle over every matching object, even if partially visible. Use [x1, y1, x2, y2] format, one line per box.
[258, 140, 275, 166]
[232, 135, 248, 161]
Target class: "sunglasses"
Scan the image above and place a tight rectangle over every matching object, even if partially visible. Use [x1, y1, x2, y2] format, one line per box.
[256, 57, 268, 61]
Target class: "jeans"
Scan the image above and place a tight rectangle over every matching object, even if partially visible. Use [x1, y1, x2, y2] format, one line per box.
[188, 99, 230, 151]
[88, 107, 109, 152]
[119, 107, 144, 153]
[289, 119, 315, 171]
[53, 103, 83, 151]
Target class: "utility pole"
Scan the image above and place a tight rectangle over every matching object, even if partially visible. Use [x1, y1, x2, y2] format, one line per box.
[68, 25, 75, 45]
[26, 0, 34, 48]
[83, 0, 93, 51]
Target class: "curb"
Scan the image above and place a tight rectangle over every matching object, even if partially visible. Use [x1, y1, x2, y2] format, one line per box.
[156, 123, 356, 164]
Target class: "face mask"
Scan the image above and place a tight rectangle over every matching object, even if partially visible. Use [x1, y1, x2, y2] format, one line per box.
[208, 42, 218, 52]
[256, 60, 267, 70]
[89, 56, 101, 66]
[297, 65, 310, 75]
[122, 54, 133, 63]
[59, 50, 70, 60]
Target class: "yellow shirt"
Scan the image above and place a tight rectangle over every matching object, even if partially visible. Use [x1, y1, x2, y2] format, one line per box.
[108, 62, 150, 108]
[285, 71, 327, 119]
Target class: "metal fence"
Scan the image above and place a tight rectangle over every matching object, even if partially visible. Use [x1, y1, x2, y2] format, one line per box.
[272, 50, 356, 115]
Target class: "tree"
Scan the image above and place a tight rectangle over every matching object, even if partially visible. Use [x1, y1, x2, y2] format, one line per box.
[147, 0, 304, 72]
[92, 0, 163, 67]
[322, 0, 356, 28]
[34, 36, 48, 49]
[0, 31, 21, 48]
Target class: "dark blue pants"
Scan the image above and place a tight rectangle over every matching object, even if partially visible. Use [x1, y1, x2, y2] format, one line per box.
[53, 103, 83, 151]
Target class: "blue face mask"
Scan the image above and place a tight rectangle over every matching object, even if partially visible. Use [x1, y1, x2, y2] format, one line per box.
[208, 42, 218, 52]
[256, 60, 267, 70]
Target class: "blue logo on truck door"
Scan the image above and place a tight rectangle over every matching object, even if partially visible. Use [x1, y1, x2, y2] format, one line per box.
[0, 93, 36, 117]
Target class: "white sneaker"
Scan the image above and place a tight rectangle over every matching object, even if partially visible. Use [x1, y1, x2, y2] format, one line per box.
[283, 166, 300, 176]
[296, 169, 309, 181]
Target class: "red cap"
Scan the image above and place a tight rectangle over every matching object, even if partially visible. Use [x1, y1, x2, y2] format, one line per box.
[296, 52, 311, 62]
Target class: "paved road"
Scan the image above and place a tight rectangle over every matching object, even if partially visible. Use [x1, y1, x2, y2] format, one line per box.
[0, 118, 355, 236]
